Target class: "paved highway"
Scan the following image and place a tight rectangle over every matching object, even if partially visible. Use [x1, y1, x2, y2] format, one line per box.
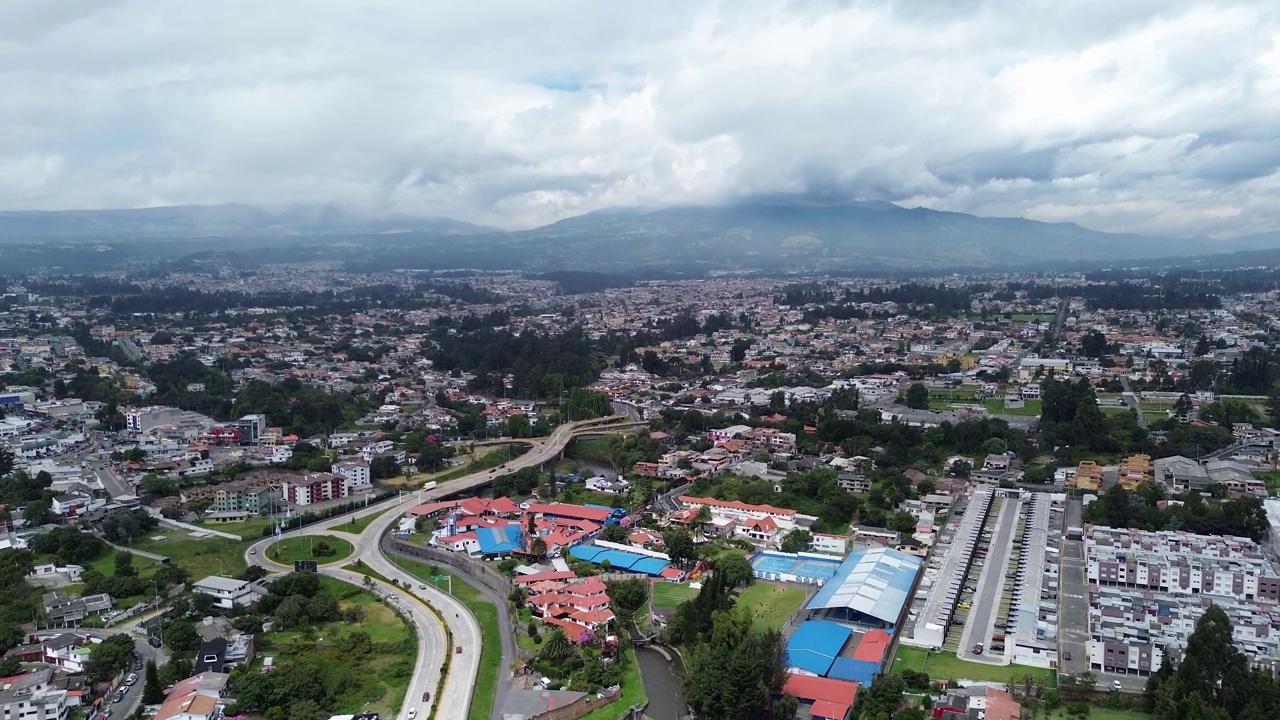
[1119, 376, 1147, 430]
[242, 419, 592, 720]
[1060, 499, 1090, 677]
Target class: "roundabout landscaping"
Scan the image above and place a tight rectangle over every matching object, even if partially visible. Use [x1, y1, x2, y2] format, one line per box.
[266, 534, 356, 566]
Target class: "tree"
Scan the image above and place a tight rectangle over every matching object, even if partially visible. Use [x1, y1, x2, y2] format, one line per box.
[599, 524, 629, 543]
[540, 627, 573, 661]
[904, 383, 930, 410]
[142, 660, 164, 704]
[529, 537, 547, 561]
[86, 634, 135, 683]
[663, 528, 696, 568]
[780, 529, 813, 553]
[163, 621, 201, 652]
[114, 551, 136, 577]
[714, 554, 755, 590]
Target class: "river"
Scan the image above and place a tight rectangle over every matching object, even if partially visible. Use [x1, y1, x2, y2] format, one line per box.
[635, 644, 687, 720]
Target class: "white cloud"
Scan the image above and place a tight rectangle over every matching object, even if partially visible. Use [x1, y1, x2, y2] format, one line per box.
[0, 0, 1279, 238]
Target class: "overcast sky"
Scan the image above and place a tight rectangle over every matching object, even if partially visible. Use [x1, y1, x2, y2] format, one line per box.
[3, 0, 1280, 237]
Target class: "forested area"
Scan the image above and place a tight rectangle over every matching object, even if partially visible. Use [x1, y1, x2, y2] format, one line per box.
[231, 378, 372, 436]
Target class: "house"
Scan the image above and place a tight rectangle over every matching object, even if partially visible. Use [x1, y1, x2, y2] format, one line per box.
[191, 576, 253, 609]
[738, 516, 781, 543]
[837, 472, 871, 493]
[41, 634, 92, 673]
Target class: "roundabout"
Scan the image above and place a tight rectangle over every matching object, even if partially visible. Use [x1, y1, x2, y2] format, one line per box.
[265, 534, 355, 566]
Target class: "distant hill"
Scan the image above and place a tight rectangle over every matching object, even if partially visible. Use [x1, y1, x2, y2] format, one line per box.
[1, 199, 1277, 272]
[0, 203, 495, 240]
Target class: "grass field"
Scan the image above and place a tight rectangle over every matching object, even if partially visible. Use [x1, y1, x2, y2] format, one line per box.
[257, 577, 415, 719]
[1011, 314, 1056, 323]
[651, 581, 700, 609]
[394, 558, 502, 720]
[1255, 471, 1280, 495]
[378, 445, 526, 489]
[577, 646, 645, 720]
[334, 510, 387, 536]
[565, 437, 614, 461]
[127, 517, 277, 579]
[267, 535, 355, 565]
[893, 646, 1056, 687]
[736, 582, 810, 631]
[984, 398, 1043, 416]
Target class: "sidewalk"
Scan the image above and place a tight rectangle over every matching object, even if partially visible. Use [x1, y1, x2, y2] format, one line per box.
[153, 514, 243, 540]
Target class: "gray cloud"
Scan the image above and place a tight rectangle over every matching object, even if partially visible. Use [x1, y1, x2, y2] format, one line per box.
[1, 0, 1279, 238]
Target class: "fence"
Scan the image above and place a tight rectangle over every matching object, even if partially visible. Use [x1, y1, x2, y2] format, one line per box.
[387, 538, 512, 597]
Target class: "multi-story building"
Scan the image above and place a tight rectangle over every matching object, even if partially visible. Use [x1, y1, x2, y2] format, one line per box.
[1118, 454, 1153, 490]
[1085, 527, 1280, 677]
[1071, 460, 1104, 492]
[0, 669, 69, 720]
[282, 473, 345, 506]
[837, 472, 872, 493]
[332, 460, 372, 494]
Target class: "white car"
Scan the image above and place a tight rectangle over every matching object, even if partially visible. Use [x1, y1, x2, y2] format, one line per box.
[1112, 680, 1122, 690]
[407, 710, 417, 720]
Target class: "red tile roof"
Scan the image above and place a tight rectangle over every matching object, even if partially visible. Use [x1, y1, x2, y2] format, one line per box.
[782, 673, 858, 720]
[853, 629, 891, 663]
[679, 495, 796, 518]
[514, 570, 577, 585]
[527, 503, 613, 522]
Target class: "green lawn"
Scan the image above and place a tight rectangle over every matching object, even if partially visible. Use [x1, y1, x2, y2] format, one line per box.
[1011, 314, 1055, 323]
[651, 581, 700, 609]
[577, 646, 645, 720]
[378, 444, 526, 489]
[984, 398, 1043, 416]
[334, 510, 387, 536]
[394, 558, 502, 720]
[736, 582, 810, 632]
[126, 517, 277, 579]
[257, 577, 415, 719]
[1255, 471, 1280, 495]
[565, 437, 614, 461]
[267, 535, 356, 565]
[893, 646, 1056, 687]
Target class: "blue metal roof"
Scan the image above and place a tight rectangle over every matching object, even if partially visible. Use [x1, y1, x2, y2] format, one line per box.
[785, 621, 852, 677]
[827, 658, 879, 685]
[476, 526, 524, 555]
[568, 545, 671, 577]
[807, 547, 923, 625]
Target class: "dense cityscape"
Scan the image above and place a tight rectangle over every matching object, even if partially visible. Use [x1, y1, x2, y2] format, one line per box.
[4, 262, 1280, 720]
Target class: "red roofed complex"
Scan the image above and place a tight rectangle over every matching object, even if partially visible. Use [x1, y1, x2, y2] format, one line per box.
[527, 502, 613, 524]
[782, 673, 859, 720]
[678, 495, 797, 523]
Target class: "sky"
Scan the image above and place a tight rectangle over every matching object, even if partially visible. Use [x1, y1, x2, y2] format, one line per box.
[2, 0, 1280, 238]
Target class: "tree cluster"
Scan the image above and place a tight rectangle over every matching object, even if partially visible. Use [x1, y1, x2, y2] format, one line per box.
[1085, 483, 1270, 542]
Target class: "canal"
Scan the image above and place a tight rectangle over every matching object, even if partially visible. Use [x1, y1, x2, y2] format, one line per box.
[635, 644, 687, 720]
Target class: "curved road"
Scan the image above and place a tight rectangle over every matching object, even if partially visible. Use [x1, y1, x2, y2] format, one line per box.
[243, 420, 583, 720]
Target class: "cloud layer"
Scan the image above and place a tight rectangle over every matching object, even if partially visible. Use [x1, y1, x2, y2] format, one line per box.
[2, 0, 1279, 237]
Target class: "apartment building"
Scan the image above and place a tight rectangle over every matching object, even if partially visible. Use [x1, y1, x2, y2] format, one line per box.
[0, 669, 69, 720]
[331, 460, 372, 494]
[282, 473, 345, 506]
[1071, 461, 1104, 492]
[1085, 527, 1280, 676]
[191, 576, 254, 610]
[1117, 455, 1152, 491]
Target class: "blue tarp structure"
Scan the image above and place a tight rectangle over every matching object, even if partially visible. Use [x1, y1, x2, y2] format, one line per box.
[476, 526, 524, 555]
[786, 621, 852, 677]
[569, 544, 671, 577]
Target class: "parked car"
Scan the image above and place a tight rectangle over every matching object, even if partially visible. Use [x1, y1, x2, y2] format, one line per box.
[125, 673, 138, 686]
[148, 637, 162, 648]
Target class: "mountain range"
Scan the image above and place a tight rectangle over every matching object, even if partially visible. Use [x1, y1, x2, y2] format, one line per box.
[0, 199, 1276, 272]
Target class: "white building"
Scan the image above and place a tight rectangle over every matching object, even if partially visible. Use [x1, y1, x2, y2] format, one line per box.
[191, 576, 253, 609]
[332, 461, 372, 494]
[0, 669, 69, 720]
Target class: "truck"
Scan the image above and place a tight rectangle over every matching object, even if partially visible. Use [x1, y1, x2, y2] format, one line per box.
[422, 481, 437, 491]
